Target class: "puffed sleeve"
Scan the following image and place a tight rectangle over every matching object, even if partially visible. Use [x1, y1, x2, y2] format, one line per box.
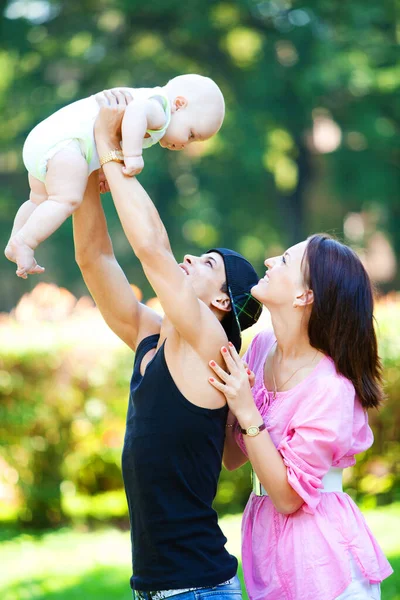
[241, 332, 259, 368]
[242, 329, 276, 372]
[277, 375, 356, 514]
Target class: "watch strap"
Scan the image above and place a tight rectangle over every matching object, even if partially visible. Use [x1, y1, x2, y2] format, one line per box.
[240, 422, 266, 435]
[99, 149, 124, 167]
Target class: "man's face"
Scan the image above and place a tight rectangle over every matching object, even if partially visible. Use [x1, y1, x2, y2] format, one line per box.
[179, 251, 227, 306]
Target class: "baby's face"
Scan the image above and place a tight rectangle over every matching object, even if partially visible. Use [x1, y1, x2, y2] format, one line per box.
[160, 100, 222, 151]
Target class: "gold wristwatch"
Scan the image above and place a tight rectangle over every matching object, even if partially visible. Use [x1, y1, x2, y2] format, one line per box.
[99, 149, 124, 167]
[240, 423, 266, 437]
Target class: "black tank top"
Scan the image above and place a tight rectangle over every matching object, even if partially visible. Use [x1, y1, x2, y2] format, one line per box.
[122, 334, 237, 591]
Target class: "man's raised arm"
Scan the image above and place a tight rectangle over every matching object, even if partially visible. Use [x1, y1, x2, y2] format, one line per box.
[95, 95, 221, 350]
[73, 171, 161, 350]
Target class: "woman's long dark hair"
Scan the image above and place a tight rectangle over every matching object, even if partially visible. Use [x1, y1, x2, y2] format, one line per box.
[303, 234, 383, 409]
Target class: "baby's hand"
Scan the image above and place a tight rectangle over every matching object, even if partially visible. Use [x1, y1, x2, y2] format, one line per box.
[123, 155, 144, 177]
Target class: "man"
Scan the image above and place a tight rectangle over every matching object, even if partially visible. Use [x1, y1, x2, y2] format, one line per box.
[73, 91, 262, 599]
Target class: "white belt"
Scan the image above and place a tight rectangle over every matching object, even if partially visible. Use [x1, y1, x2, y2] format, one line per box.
[252, 467, 343, 496]
[134, 578, 236, 599]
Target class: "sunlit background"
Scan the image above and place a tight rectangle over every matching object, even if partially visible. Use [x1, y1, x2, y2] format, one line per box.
[0, 1, 399, 599]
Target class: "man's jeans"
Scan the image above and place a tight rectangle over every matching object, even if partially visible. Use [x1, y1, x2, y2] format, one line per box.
[134, 575, 242, 600]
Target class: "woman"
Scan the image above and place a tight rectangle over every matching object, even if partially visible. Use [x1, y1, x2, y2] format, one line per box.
[208, 235, 393, 600]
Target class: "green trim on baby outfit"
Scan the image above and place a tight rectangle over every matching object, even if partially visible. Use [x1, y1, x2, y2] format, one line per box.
[146, 94, 171, 137]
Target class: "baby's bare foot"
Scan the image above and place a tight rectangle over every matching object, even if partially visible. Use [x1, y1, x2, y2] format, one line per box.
[27, 261, 45, 275]
[4, 242, 16, 263]
[8, 235, 45, 278]
[16, 261, 46, 279]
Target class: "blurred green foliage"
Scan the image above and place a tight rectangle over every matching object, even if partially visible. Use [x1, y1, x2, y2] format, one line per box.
[0, 341, 132, 527]
[0, 287, 399, 528]
[0, 0, 399, 311]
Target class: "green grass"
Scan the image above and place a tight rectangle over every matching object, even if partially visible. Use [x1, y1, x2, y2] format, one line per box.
[0, 505, 398, 600]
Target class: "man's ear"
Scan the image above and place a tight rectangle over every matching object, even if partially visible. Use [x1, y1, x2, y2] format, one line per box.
[293, 288, 314, 308]
[172, 96, 188, 112]
[211, 294, 231, 314]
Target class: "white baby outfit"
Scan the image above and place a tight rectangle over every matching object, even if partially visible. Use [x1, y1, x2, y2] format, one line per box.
[22, 87, 171, 183]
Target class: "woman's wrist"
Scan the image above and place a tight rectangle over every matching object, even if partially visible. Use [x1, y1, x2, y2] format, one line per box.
[235, 405, 262, 430]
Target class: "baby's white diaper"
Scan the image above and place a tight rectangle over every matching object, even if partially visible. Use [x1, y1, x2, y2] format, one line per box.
[22, 96, 101, 183]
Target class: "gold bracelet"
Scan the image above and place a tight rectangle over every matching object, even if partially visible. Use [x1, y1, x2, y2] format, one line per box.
[99, 149, 124, 167]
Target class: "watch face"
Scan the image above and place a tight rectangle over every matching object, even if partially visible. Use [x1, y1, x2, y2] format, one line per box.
[247, 426, 259, 437]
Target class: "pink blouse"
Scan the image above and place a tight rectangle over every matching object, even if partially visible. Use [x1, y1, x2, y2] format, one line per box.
[235, 329, 393, 600]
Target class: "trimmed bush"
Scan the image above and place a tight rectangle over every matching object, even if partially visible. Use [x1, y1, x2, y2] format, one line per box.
[0, 285, 399, 527]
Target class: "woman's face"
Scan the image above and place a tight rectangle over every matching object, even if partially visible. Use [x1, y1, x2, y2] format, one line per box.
[252, 240, 309, 308]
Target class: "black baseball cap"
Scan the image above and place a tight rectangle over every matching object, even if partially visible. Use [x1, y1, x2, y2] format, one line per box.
[207, 248, 263, 352]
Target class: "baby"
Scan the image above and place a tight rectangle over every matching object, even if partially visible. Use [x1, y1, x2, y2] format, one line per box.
[5, 74, 225, 278]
